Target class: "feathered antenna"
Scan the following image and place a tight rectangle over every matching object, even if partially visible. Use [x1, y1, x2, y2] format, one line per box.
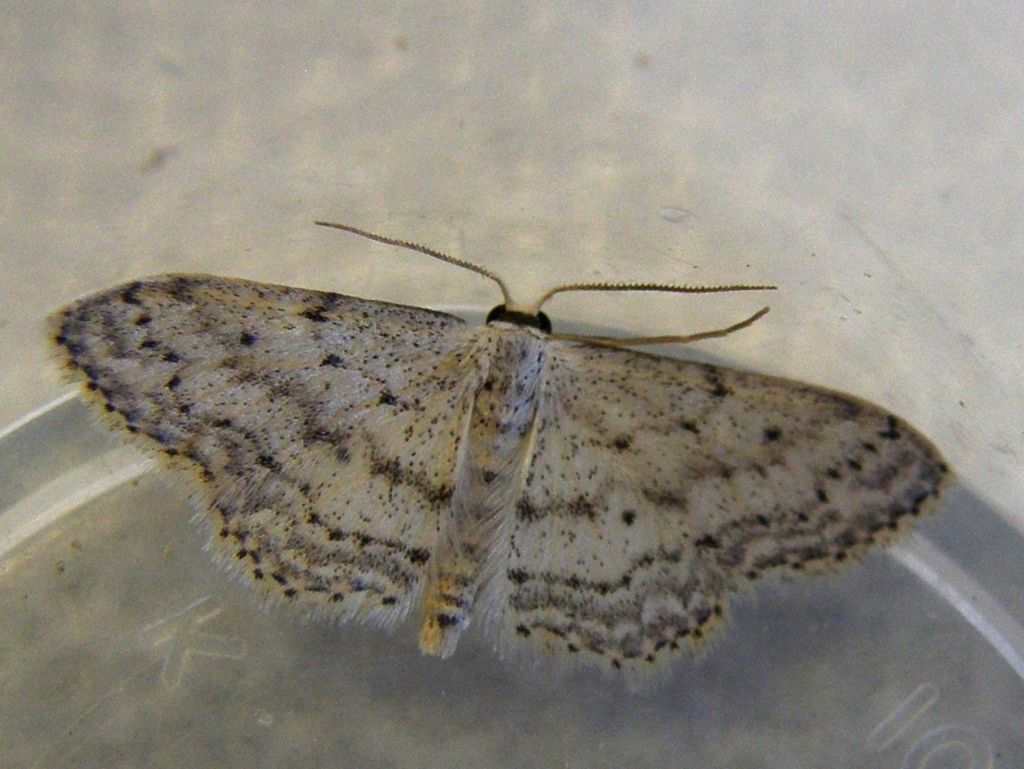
[526, 281, 776, 315]
[315, 221, 513, 306]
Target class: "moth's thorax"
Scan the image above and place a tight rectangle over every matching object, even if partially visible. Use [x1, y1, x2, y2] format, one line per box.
[455, 325, 549, 522]
[470, 325, 548, 443]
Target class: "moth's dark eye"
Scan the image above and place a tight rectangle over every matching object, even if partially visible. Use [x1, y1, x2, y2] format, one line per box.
[485, 305, 552, 334]
[485, 305, 506, 324]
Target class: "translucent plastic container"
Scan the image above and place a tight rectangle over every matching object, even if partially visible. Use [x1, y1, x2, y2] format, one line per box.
[5, 2, 1022, 766]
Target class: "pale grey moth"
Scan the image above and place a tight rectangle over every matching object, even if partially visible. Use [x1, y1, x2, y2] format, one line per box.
[52, 222, 950, 674]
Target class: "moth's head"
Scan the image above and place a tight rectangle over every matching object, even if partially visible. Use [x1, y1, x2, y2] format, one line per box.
[485, 305, 552, 334]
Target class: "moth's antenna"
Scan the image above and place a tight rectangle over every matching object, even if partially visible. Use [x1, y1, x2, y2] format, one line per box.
[315, 221, 513, 306]
[528, 281, 777, 314]
[552, 306, 771, 348]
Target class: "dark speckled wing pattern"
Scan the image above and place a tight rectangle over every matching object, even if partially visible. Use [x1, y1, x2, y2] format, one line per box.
[53, 275, 950, 677]
[54, 275, 479, 629]
[497, 340, 949, 674]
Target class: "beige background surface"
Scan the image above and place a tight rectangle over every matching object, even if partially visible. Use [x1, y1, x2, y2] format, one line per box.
[3, 4, 1023, 767]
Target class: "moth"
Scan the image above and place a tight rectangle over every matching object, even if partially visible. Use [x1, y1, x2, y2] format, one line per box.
[52, 222, 950, 674]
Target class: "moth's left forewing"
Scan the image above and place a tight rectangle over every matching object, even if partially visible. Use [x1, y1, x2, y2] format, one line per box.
[497, 339, 950, 674]
[53, 275, 483, 629]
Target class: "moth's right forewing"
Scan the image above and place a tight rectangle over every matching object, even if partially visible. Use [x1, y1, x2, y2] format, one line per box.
[497, 340, 949, 673]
